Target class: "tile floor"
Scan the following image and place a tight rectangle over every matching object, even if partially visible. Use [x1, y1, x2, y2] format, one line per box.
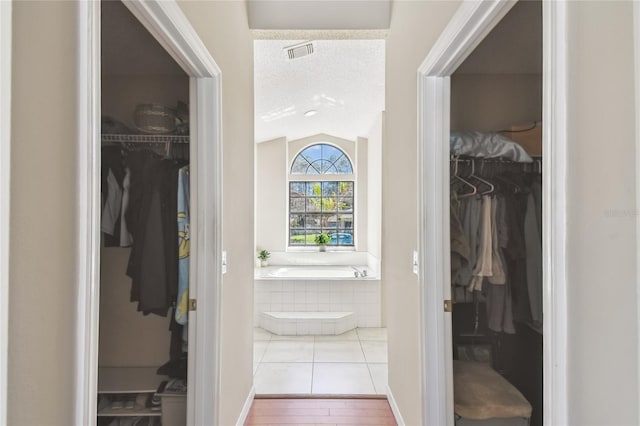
[253, 327, 388, 395]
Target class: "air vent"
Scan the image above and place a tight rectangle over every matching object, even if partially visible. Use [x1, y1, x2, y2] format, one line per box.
[284, 41, 315, 61]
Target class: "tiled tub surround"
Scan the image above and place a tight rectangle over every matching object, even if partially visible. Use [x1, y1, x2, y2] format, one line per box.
[254, 278, 381, 329]
[260, 311, 357, 336]
[254, 252, 382, 333]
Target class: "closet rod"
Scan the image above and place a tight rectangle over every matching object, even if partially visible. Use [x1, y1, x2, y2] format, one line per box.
[449, 156, 541, 165]
[101, 134, 190, 144]
[450, 156, 542, 175]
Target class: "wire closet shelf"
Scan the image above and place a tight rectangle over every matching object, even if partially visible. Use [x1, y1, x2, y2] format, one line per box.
[101, 134, 190, 144]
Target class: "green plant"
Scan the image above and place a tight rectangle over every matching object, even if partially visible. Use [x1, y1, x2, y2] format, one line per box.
[314, 233, 331, 246]
[257, 249, 270, 261]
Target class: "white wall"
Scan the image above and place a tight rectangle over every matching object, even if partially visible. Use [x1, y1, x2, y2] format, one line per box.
[256, 133, 363, 253]
[357, 137, 368, 251]
[256, 137, 288, 252]
[175, 2, 255, 425]
[385, 2, 461, 424]
[566, 2, 638, 424]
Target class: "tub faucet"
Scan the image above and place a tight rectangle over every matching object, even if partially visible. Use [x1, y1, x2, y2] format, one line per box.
[351, 266, 362, 277]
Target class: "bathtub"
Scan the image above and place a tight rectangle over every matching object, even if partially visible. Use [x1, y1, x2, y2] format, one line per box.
[254, 264, 381, 328]
[255, 265, 372, 280]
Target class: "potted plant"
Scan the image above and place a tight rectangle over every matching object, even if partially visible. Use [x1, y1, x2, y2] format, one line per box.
[257, 249, 270, 267]
[314, 233, 331, 252]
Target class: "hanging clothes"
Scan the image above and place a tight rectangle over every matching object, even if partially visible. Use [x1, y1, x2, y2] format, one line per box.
[101, 146, 126, 247]
[524, 191, 543, 326]
[125, 150, 180, 317]
[450, 157, 542, 335]
[457, 195, 482, 289]
[451, 194, 471, 289]
[102, 169, 123, 237]
[469, 195, 493, 292]
[119, 168, 133, 247]
[175, 165, 190, 351]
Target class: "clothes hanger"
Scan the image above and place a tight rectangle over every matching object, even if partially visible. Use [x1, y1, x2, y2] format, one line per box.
[468, 159, 495, 195]
[451, 156, 477, 198]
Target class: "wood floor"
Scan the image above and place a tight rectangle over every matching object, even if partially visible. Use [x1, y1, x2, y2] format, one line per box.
[244, 397, 398, 425]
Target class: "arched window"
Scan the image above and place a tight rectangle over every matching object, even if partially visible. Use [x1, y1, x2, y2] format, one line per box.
[289, 144, 354, 247]
[291, 143, 353, 174]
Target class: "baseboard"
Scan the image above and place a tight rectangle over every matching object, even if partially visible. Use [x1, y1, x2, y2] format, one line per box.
[236, 385, 256, 426]
[386, 385, 406, 426]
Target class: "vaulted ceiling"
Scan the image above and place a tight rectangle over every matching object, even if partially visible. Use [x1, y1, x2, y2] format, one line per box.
[254, 40, 385, 143]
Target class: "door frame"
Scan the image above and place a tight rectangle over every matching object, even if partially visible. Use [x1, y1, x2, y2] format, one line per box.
[417, 1, 568, 425]
[0, 1, 11, 424]
[74, 1, 223, 425]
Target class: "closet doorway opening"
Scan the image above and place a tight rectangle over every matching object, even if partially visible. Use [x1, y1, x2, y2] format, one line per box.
[76, 1, 223, 425]
[417, 1, 567, 426]
[449, 2, 543, 425]
[99, 2, 191, 425]
[252, 39, 387, 398]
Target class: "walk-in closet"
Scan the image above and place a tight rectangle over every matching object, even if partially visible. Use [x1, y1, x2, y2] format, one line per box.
[98, 2, 190, 425]
[448, 2, 543, 426]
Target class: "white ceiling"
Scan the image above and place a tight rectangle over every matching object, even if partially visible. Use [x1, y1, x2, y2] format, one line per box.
[254, 40, 385, 143]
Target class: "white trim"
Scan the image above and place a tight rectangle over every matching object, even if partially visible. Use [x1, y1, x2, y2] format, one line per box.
[74, 1, 101, 424]
[418, 0, 516, 76]
[417, 0, 569, 425]
[635, 3, 640, 425]
[542, 1, 569, 425]
[122, 0, 218, 78]
[417, 74, 454, 426]
[76, 1, 223, 425]
[235, 386, 256, 426]
[0, 1, 11, 424]
[386, 385, 406, 426]
[187, 75, 224, 426]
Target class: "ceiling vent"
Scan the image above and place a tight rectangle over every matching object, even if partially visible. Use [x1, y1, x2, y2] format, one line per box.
[284, 41, 315, 61]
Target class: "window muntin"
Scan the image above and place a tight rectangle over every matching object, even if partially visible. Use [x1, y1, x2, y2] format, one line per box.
[289, 144, 355, 247]
[291, 143, 353, 175]
[289, 181, 354, 246]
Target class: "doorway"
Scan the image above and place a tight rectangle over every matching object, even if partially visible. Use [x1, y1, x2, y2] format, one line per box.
[417, 1, 568, 425]
[76, 1, 223, 425]
[98, 2, 190, 425]
[252, 39, 387, 396]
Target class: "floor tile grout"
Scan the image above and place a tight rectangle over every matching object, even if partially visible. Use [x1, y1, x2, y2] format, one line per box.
[254, 328, 387, 395]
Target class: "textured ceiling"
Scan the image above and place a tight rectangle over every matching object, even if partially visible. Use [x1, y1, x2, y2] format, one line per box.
[254, 40, 385, 143]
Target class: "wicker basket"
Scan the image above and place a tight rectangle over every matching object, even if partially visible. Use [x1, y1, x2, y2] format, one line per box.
[133, 104, 176, 134]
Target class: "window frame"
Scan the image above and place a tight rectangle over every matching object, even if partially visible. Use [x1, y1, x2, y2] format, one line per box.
[288, 144, 356, 250]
